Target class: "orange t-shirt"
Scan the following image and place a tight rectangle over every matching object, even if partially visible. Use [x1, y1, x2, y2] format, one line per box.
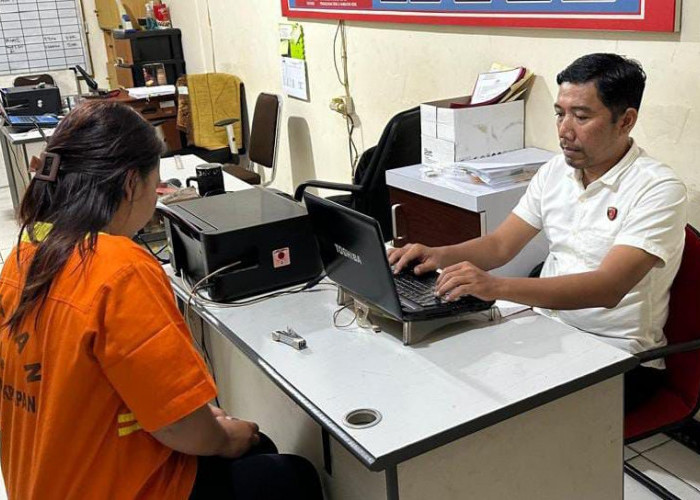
[0, 234, 217, 499]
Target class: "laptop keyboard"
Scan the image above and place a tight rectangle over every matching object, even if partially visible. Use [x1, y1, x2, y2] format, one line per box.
[394, 272, 443, 307]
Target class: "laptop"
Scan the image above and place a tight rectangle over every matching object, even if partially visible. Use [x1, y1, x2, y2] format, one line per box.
[0, 99, 60, 130]
[304, 192, 494, 322]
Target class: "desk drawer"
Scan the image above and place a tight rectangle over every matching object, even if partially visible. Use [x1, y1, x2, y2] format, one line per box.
[389, 187, 481, 247]
[128, 98, 177, 120]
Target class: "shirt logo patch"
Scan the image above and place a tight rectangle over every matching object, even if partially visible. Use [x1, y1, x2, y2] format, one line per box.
[607, 207, 618, 221]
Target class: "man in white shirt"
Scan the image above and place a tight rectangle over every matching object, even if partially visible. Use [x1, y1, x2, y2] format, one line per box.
[389, 53, 688, 410]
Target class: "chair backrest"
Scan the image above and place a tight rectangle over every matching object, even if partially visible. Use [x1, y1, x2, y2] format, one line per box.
[352, 106, 421, 237]
[664, 225, 700, 411]
[249, 93, 281, 185]
[13, 74, 55, 87]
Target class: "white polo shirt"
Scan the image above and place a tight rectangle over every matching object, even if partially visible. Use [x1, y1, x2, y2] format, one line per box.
[513, 141, 687, 368]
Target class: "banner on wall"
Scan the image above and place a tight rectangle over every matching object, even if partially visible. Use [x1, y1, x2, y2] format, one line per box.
[281, 0, 681, 33]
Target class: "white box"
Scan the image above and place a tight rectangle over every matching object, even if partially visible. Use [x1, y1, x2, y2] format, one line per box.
[420, 97, 524, 165]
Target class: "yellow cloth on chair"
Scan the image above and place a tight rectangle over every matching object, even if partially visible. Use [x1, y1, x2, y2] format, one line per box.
[187, 73, 243, 151]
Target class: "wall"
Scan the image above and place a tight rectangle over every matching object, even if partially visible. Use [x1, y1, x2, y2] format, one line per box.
[166, 0, 700, 227]
[0, 0, 108, 188]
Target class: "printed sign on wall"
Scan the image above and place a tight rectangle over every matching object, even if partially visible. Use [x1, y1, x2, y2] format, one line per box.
[282, 0, 681, 33]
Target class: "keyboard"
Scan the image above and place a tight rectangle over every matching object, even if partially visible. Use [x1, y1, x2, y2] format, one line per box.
[394, 272, 442, 307]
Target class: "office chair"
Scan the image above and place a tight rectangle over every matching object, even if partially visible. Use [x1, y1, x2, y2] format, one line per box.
[623, 225, 700, 497]
[223, 93, 282, 186]
[13, 74, 55, 87]
[294, 107, 421, 239]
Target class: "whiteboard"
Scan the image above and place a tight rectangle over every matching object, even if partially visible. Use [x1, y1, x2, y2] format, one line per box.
[0, 0, 91, 76]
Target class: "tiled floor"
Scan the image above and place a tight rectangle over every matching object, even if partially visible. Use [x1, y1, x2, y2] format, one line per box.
[0, 186, 699, 498]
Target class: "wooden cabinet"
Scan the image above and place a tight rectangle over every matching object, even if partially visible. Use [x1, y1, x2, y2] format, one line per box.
[390, 187, 482, 248]
[386, 165, 548, 277]
[94, 0, 147, 30]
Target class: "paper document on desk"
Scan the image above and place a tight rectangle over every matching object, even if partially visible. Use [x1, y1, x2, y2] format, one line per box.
[443, 148, 555, 187]
[127, 85, 176, 99]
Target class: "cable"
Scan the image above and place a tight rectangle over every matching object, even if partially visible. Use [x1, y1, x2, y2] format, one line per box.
[332, 20, 360, 175]
[205, 0, 217, 72]
[333, 304, 357, 328]
[133, 233, 169, 265]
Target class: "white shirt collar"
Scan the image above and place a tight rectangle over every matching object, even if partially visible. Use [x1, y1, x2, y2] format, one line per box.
[566, 139, 641, 190]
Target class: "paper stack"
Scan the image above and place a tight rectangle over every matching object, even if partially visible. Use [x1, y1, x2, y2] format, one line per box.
[469, 64, 535, 107]
[127, 85, 176, 99]
[441, 148, 556, 187]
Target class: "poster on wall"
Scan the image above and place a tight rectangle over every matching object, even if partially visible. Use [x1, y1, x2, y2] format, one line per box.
[281, 0, 681, 33]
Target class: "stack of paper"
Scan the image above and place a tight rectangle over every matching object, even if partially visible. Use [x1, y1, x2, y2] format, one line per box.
[127, 85, 176, 99]
[442, 148, 556, 187]
[470, 64, 535, 107]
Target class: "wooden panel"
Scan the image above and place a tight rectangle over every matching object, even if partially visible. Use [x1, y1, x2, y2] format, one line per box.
[94, 0, 120, 30]
[389, 188, 481, 248]
[114, 65, 135, 87]
[113, 38, 134, 65]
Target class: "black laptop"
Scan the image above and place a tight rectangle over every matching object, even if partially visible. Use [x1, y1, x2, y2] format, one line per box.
[304, 193, 494, 322]
[0, 99, 59, 130]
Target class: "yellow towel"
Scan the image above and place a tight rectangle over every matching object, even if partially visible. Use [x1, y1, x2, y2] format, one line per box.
[188, 73, 243, 151]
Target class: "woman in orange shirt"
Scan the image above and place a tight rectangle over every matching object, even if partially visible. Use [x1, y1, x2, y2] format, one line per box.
[0, 101, 322, 499]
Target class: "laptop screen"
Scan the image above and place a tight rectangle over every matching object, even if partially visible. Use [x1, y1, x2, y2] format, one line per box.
[304, 192, 403, 320]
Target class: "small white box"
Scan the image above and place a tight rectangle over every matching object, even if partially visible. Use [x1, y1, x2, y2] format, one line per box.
[420, 97, 524, 165]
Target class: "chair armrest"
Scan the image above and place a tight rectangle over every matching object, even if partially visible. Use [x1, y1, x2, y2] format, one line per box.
[214, 118, 239, 127]
[635, 338, 700, 363]
[294, 180, 363, 201]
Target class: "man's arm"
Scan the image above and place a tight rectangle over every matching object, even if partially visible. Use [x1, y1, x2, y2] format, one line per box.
[436, 245, 659, 310]
[389, 214, 539, 274]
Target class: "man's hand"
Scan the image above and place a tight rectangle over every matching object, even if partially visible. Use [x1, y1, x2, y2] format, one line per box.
[435, 261, 501, 302]
[216, 417, 260, 459]
[388, 243, 445, 275]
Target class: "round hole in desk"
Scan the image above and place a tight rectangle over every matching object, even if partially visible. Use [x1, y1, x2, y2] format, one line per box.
[343, 408, 382, 429]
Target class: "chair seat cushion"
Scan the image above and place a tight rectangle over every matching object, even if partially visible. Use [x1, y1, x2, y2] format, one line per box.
[223, 165, 260, 185]
[625, 388, 694, 441]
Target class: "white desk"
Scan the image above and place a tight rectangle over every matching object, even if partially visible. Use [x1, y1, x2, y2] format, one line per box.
[0, 126, 56, 209]
[170, 273, 636, 499]
[159, 154, 253, 193]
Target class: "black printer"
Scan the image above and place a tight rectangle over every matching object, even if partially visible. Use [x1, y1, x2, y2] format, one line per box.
[1, 85, 62, 116]
[161, 189, 322, 301]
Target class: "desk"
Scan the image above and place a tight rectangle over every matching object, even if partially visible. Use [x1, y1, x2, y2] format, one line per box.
[386, 164, 548, 277]
[159, 154, 252, 193]
[86, 89, 182, 152]
[171, 272, 636, 499]
[0, 126, 55, 210]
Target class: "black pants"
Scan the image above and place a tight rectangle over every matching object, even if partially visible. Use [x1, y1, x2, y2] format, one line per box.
[625, 365, 664, 412]
[189, 433, 323, 500]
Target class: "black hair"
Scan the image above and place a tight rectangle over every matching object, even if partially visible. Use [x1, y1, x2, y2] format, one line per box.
[556, 53, 646, 121]
[5, 100, 164, 333]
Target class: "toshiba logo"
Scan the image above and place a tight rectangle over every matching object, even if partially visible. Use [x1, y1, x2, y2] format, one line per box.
[334, 243, 363, 265]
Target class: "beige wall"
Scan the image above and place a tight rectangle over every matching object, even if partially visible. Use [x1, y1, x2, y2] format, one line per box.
[164, 0, 700, 227]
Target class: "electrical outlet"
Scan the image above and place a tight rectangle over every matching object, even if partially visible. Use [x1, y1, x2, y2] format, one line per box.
[329, 96, 354, 116]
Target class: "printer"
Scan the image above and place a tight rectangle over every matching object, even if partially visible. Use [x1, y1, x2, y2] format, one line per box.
[1, 85, 62, 116]
[161, 189, 322, 301]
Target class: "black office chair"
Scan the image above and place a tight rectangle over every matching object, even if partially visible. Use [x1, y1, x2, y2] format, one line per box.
[13, 74, 55, 87]
[294, 107, 421, 239]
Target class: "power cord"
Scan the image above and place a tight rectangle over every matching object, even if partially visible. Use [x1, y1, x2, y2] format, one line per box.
[133, 233, 169, 264]
[333, 20, 360, 175]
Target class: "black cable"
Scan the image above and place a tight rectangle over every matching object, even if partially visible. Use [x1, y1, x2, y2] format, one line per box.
[133, 233, 169, 264]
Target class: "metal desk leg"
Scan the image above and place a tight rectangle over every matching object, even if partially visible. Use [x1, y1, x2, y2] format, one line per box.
[385, 466, 399, 500]
[0, 132, 20, 209]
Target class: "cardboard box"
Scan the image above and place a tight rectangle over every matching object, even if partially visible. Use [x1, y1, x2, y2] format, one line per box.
[420, 97, 524, 165]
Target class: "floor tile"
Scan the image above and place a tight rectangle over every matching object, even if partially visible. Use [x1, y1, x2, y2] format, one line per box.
[627, 456, 700, 499]
[628, 434, 672, 454]
[643, 440, 700, 492]
[625, 446, 640, 461]
[625, 472, 662, 499]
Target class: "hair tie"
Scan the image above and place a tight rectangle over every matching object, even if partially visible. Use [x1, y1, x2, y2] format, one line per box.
[30, 152, 62, 182]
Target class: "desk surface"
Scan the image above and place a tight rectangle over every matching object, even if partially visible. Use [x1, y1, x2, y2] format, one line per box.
[159, 154, 253, 193]
[2, 125, 56, 145]
[170, 274, 636, 471]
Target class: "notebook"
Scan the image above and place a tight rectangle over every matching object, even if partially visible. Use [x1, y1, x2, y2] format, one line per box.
[304, 192, 494, 322]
